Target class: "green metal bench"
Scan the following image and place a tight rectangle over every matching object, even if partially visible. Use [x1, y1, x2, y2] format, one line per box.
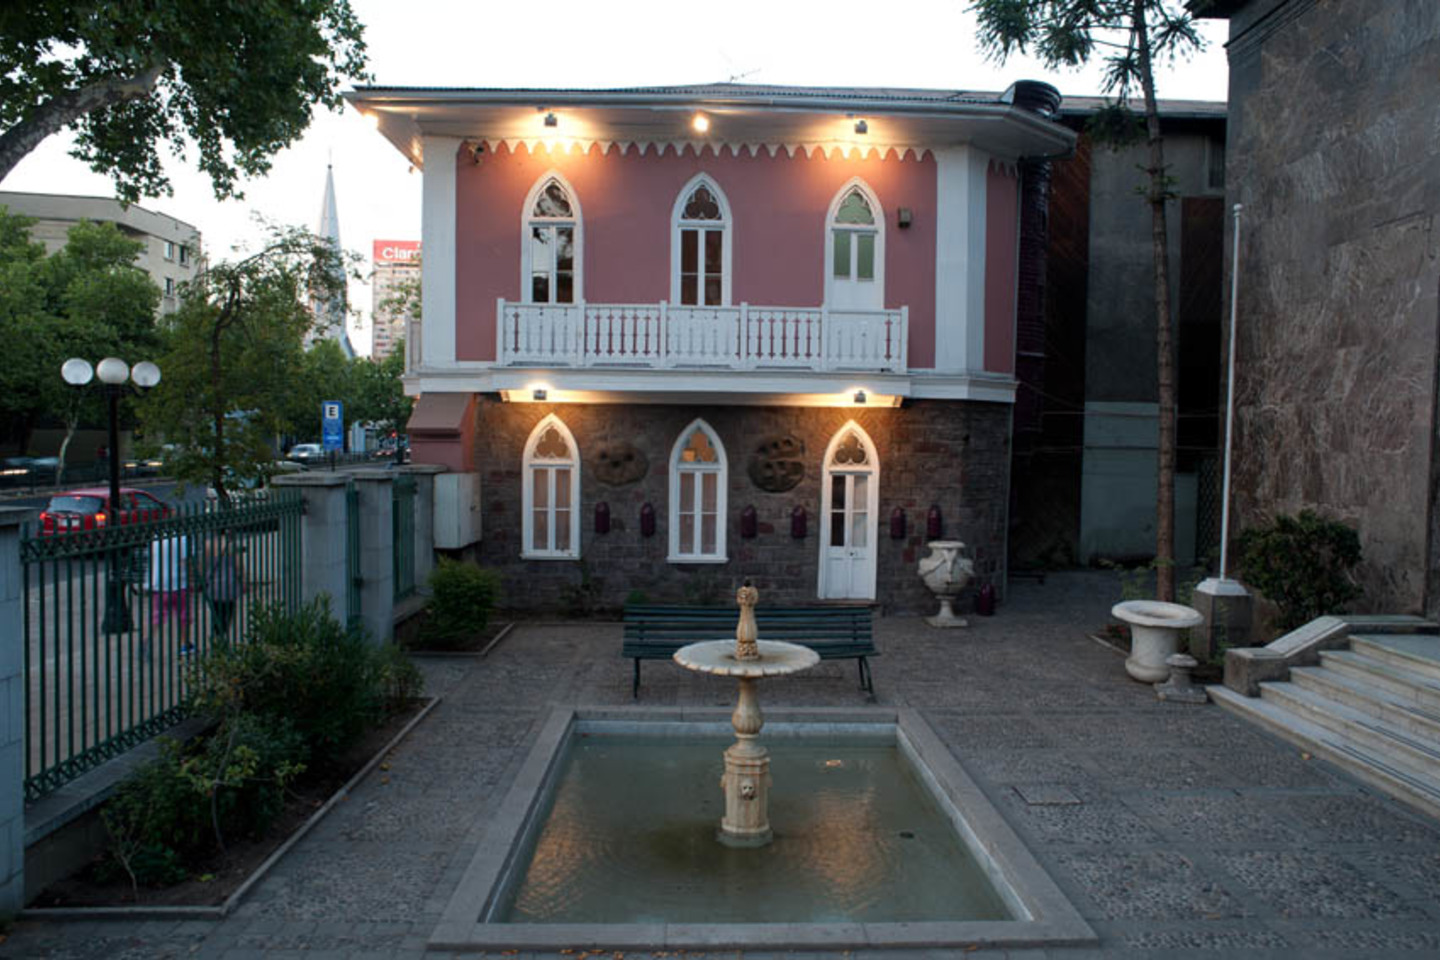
[622, 604, 877, 698]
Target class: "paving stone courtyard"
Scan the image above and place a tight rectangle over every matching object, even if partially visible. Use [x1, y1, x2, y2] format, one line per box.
[6, 570, 1440, 958]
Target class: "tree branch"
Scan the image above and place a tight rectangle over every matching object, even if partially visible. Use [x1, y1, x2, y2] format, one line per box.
[0, 65, 164, 184]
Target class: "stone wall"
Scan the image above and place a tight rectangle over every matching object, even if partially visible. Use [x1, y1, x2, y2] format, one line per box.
[1224, 0, 1440, 614]
[467, 397, 1010, 614]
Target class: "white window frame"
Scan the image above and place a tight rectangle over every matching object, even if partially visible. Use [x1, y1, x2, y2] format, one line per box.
[667, 418, 728, 563]
[520, 172, 583, 304]
[669, 174, 733, 307]
[823, 178, 886, 305]
[816, 420, 881, 601]
[178, 244, 189, 266]
[163, 240, 175, 261]
[521, 413, 582, 560]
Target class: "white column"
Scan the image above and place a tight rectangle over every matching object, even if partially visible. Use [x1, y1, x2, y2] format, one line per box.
[933, 146, 990, 373]
[421, 135, 462, 370]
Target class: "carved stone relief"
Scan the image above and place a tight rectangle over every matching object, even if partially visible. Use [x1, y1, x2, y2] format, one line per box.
[592, 442, 648, 486]
[748, 434, 806, 492]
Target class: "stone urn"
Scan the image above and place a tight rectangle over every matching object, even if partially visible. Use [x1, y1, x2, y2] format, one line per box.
[919, 540, 975, 627]
[1111, 600, 1204, 683]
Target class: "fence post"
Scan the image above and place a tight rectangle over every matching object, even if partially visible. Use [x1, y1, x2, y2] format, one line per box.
[271, 473, 350, 617]
[351, 470, 395, 644]
[0, 508, 29, 915]
[402, 464, 445, 593]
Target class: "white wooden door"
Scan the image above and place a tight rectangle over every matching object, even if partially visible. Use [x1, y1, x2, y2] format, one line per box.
[818, 424, 879, 600]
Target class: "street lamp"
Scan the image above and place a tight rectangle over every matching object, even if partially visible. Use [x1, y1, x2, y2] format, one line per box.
[62, 356, 162, 633]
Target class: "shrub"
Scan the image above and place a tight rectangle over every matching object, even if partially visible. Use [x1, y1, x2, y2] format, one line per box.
[99, 714, 305, 892]
[1237, 510, 1362, 631]
[422, 559, 500, 643]
[194, 597, 422, 763]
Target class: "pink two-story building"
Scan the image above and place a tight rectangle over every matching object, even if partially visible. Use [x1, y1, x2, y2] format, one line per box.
[346, 83, 1074, 612]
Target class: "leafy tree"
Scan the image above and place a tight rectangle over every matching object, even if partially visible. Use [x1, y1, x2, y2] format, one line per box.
[0, 1, 368, 200]
[350, 343, 413, 437]
[971, 0, 1205, 602]
[141, 226, 348, 502]
[0, 210, 157, 470]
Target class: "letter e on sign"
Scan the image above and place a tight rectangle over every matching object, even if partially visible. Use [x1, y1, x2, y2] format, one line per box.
[324, 403, 341, 420]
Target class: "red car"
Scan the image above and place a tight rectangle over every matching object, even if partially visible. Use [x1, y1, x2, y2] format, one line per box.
[38, 487, 173, 535]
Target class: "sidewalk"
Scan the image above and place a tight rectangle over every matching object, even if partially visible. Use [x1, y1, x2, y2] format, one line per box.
[5, 571, 1440, 958]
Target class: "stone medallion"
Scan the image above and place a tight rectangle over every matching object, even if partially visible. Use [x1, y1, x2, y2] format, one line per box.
[748, 434, 806, 492]
[592, 442, 648, 486]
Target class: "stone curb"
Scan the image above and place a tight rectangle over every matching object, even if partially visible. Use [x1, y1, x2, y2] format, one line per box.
[21, 695, 442, 921]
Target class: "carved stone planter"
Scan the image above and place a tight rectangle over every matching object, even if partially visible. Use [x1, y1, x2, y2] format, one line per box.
[1111, 600, 1204, 683]
[920, 540, 975, 628]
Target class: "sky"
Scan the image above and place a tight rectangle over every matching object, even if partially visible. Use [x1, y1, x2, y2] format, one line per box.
[0, 1, 1231, 356]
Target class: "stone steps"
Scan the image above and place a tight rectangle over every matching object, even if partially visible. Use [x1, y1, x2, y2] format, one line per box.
[1212, 631, 1440, 823]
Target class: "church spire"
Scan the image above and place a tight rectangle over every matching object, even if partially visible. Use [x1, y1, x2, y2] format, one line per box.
[311, 162, 355, 359]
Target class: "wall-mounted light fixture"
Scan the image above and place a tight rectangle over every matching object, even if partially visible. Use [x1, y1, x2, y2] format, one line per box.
[897, 207, 913, 229]
[532, 388, 547, 401]
[692, 113, 710, 133]
[854, 119, 868, 135]
[543, 111, 558, 128]
[853, 389, 867, 405]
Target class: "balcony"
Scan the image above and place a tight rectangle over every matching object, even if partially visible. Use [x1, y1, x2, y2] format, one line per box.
[497, 300, 908, 373]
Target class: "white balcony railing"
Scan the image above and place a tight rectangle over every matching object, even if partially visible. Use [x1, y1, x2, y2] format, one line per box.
[496, 299, 908, 373]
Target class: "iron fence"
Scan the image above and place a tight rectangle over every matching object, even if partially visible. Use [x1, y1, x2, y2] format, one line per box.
[392, 473, 416, 601]
[20, 493, 303, 801]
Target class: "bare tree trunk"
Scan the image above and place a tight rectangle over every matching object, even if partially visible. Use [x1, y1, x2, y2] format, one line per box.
[0, 66, 163, 183]
[1134, 0, 1177, 602]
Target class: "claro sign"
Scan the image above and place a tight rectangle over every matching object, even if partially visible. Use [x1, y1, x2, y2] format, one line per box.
[373, 240, 420, 264]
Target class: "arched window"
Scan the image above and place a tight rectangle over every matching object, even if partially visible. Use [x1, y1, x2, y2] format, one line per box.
[522, 414, 581, 559]
[670, 175, 732, 306]
[668, 419, 727, 562]
[521, 174, 582, 304]
[824, 179, 885, 311]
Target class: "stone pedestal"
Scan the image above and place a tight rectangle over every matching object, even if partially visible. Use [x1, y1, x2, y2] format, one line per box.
[720, 677, 772, 847]
[1155, 653, 1209, 704]
[1192, 578, 1253, 661]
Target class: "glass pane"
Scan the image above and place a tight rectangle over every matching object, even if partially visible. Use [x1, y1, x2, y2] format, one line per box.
[831, 508, 845, 547]
[556, 227, 574, 271]
[534, 180, 573, 217]
[680, 513, 694, 554]
[683, 186, 721, 220]
[681, 230, 698, 273]
[857, 233, 875, 280]
[836, 190, 874, 224]
[680, 472, 695, 513]
[533, 508, 549, 550]
[704, 276, 722, 306]
[851, 509, 868, 548]
[704, 230, 722, 273]
[683, 429, 717, 463]
[555, 468, 571, 509]
[701, 472, 717, 511]
[556, 271, 573, 304]
[533, 468, 549, 509]
[532, 274, 550, 303]
[833, 231, 851, 278]
[851, 475, 868, 548]
[557, 508, 572, 551]
[701, 513, 717, 555]
[535, 426, 570, 459]
[681, 275, 698, 306]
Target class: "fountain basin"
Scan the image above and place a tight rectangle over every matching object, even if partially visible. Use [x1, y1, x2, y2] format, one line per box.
[431, 707, 1096, 951]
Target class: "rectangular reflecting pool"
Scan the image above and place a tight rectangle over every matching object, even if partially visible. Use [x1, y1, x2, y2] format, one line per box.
[432, 707, 1095, 952]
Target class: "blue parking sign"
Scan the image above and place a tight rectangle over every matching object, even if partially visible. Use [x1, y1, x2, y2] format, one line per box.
[322, 401, 344, 452]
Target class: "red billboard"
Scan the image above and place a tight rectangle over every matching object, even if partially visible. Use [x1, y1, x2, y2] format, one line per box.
[373, 240, 420, 264]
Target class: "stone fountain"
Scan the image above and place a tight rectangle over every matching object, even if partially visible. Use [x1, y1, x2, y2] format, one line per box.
[673, 581, 819, 846]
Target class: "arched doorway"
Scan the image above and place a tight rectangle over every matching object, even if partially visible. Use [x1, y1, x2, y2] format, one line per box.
[818, 421, 879, 600]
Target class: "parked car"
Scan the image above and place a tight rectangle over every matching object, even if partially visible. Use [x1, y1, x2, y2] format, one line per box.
[287, 443, 325, 463]
[38, 487, 173, 535]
